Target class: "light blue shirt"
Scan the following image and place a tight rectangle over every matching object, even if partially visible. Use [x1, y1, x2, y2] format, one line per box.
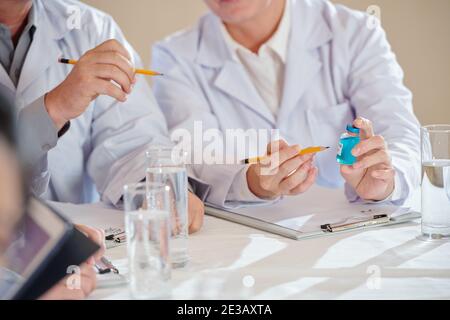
[0, 3, 37, 87]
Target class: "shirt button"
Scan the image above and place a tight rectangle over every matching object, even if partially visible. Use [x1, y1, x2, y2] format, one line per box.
[42, 144, 51, 152]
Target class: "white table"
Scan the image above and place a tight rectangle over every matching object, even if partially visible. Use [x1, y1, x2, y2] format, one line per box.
[52, 201, 450, 300]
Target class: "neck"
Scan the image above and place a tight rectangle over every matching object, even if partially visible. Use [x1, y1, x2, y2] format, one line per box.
[225, 0, 286, 53]
[0, 0, 32, 46]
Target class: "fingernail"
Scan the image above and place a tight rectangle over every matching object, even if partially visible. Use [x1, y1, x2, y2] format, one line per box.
[352, 147, 360, 156]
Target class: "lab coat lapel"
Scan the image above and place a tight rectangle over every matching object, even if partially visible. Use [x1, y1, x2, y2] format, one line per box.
[0, 66, 15, 92]
[196, 14, 276, 125]
[277, 0, 333, 125]
[17, 24, 61, 95]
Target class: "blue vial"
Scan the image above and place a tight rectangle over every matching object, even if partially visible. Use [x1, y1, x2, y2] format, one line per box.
[336, 124, 360, 165]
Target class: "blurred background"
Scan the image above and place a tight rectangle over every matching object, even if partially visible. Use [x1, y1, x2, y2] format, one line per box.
[82, 0, 450, 125]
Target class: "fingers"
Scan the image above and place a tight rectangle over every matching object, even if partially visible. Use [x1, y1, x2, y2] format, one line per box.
[86, 51, 135, 84]
[340, 162, 365, 176]
[353, 149, 391, 170]
[288, 167, 318, 195]
[247, 140, 319, 198]
[94, 64, 132, 94]
[188, 211, 203, 234]
[79, 263, 97, 295]
[265, 144, 302, 170]
[95, 39, 132, 61]
[75, 224, 106, 262]
[40, 264, 96, 300]
[278, 160, 314, 193]
[274, 154, 314, 182]
[352, 135, 386, 157]
[267, 139, 289, 154]
[94, 79, 127, 102]
[353, 117, 374, 139]
[188, 192, 204, 234]
[371, 168, 396, 181]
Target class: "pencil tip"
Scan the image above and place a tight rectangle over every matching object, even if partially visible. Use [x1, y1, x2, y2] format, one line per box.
[325, 146, 330, 149]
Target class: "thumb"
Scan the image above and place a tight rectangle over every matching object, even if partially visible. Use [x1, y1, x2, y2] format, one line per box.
[267, 139, 289, 155]
[353, 117, 374, 140]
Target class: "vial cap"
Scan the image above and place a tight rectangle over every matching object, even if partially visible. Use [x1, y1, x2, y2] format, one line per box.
[346, 124, 360, 134]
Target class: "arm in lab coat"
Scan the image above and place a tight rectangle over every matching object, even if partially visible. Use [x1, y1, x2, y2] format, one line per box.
[18, 14, 174, 205]
[84, 17, 175, 206]
[341, 9, 421, 205]
[17, 96, 63, 197]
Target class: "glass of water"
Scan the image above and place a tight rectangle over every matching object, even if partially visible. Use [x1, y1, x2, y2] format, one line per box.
[123, 182, 171, 299]
[421, 125, 450, 240]
[146, 146, 189, 268]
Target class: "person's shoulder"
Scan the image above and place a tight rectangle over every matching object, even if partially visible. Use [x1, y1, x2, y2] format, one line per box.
[317, 0, 375, 33]
[153, 13, 212, 61]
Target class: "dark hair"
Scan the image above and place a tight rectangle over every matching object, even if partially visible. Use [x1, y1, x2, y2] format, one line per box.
[0, 94, 16, 146]
[0, 92, 29, 237]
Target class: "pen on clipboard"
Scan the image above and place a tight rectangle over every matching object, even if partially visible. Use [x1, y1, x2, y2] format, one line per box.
[114, 234, 126, 243]
[105, 231, 124, 241]
[58, 58, 164, 76]
[320, 214, 390, 233]
[95, 256, 119, 274]
[242, 146, 329, 165]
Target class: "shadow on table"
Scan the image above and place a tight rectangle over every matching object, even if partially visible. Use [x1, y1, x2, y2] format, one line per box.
[180, 221, 449, 299]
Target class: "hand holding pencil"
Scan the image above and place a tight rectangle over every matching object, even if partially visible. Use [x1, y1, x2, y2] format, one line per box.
[45, 39, 152, 130]
[246, 140, 322, 199]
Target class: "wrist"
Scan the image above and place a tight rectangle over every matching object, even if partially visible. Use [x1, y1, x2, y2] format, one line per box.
[246, 166, 278, 200]
[378, 178, 396, 201]
[44, 90, 69, 130]
[363, 178, 395, 202]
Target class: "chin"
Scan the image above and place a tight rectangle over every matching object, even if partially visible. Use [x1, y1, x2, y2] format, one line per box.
[209, 0, 261, 24]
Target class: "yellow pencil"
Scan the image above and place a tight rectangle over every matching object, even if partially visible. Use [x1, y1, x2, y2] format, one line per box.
[242, 146, 330, 164]
[58, 58, 164, 76]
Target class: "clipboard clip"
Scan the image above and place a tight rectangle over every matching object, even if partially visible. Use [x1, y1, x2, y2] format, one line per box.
[95, 257, 119, 274]
[320, 214, 390, 233]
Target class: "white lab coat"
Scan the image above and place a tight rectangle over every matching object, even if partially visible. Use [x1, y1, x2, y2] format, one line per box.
[152, 0, 421, 207]
[0, 0, 173, 205]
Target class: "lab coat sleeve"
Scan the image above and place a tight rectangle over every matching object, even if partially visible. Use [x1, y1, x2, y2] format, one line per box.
[344, 13, 421, 205]
[152, 45, 268, 208]
[17, 95, 58, 197]
[85, 17, 172, 206]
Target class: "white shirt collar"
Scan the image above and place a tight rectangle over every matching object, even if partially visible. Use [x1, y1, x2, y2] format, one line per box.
[220, 0, 291, 63]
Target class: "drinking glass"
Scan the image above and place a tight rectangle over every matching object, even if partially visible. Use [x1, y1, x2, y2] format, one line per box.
[146, 146, 189, 268]
[420, 125, 450, 240]
[124, 182, 171, 299]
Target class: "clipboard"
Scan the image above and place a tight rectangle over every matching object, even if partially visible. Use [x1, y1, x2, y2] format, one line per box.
[205, 186, 421, 241]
